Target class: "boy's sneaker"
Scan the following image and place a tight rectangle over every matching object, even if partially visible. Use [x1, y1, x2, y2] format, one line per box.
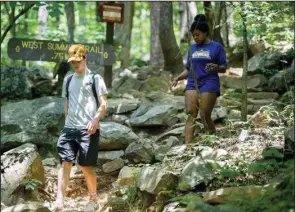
[53, 199, 63, 211]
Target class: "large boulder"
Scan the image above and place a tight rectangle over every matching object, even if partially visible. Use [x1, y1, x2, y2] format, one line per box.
[1, 143, 45, 206]
[178, 156, 215, 191]
[2, 202, 50, 212]
[249, 105, 281, 128]
[1, 66, 33, 99]
[247, 52, 283, 75]
[268, 69, 295, 93]
[284, 127, 294, 154]
[136, 165, 178, 194]
[1, 96, 65, 152]
[220, 74, 268, 92]
[130, 104, 179, 127]
[125, 141, 154, 164]
[100, 122, 139, 150]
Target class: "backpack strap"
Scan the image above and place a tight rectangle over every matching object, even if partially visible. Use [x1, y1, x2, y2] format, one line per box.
[66, 73, 99, 109]
[66, 74, 74, 99]
[91, 73, 99, 109]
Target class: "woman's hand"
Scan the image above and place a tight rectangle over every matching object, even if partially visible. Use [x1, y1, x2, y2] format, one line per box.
[171, 77, 179, 87]
[205, 63, 219, 72]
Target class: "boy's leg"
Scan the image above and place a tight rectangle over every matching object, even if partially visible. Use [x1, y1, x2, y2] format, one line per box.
[184, 90, 199, 143]
[78, 129, 100, 211]
[55, 128, 78, 210]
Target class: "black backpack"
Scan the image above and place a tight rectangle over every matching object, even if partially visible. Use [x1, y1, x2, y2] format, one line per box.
[65, 73, 99, 109]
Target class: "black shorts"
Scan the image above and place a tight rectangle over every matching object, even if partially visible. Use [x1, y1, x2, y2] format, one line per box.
[57, 127, 100, 166]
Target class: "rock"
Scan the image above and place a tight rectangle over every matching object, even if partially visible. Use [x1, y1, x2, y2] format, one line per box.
[111, 114, 128, 124]
[284, 127, 294, 153]
[140, 75, 171, 94]
[249, 105, 280, 128]
[202, 186, 264, 204]
[136, 165, 178, 194]
[97, 150, 124, 165]
[210, 107, 228, 121]
[248, 52, 282, 75]
[137, 70, 148, 81]
[117, 166, 141, 186]
[30, 65, 53, 81]
[130, 104, 179, 127]
[42, 158, 57, 166]
[2, 202, 50, 212]
[125, 142, 154, 164]
[107, 98, 140, 116]
[239, 129, 250, 142]
[246, 74, 268, 91]
[220, 74, 268, 91]
[194, 146, 228, 160]
[100, 122, 139, 150]
[164, 145, 187, 160]
[1, 143, 45, 205]
[247, 104, 263, 114]
[268, 69, 294, 93]
[219, 97, 241, 109]
[114, 76, 143, 94]
[1, 96, 64, 153]
[178, 156, 215, 191]
[155, 126, 185, 142]
[1, 66, 33, 99]
[247, 92, 279, 100]
[102, 158, 125, 173]
[228, 109, 241, 120]
[32, 80, 52, 97]
[247, 98, 275, 105]
[114, 103, 138, 114]
[162, 202, 188, 212]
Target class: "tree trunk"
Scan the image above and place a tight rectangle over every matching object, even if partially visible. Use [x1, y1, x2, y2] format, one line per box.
[222, 2, 229, 47]
[115, 2, 134, 68]
[241, 2, 248, 122]
[213, 2, 224, 45]
[179, 2, 197, 43]
[65, 2, 75, 43]
[150, 2, 164, 67]
[203, 1, 214, 40]
[159, 2, 183, 74]
[36, 4, 48, 40]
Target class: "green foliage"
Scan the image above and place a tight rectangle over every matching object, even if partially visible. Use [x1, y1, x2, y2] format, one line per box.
[24, 178, 43, 191]
[130, 57, 148, 67]
[171, 193, 201, 206]
[231, 2, 293, 49]
[126, 185, 138, 205]
[261, 69, 279, 77]
[201, 135, 217, 147]
[224, 160, 294, 212]
[223, 90, 242, 99]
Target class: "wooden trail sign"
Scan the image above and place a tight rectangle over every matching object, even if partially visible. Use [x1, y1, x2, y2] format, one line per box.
[7, 38, 116, 65]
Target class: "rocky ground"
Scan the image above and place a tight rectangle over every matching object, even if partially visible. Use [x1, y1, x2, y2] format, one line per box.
[1, 50, 294, 212]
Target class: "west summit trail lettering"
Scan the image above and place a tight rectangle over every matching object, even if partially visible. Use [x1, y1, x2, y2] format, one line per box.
[8, 38, 115, 65]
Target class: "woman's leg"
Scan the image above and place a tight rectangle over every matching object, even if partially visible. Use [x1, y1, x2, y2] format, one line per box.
[200, 92, 218, 134]
[184, 90, 199, 143]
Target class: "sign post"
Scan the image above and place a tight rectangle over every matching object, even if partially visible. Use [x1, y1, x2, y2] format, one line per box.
[99, 2, 124, 88]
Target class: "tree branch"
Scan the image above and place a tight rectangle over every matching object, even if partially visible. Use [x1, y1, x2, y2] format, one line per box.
[1, 3, 35, 44]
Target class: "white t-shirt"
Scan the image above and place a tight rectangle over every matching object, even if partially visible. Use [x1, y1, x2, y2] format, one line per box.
[61, 69, 108, 129]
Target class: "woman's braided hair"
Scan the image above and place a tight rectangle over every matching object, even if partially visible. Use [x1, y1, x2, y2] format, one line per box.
[190, 14, 209, 35]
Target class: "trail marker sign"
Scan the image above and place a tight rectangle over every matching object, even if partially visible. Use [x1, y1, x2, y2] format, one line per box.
[7, 38, 116, 65]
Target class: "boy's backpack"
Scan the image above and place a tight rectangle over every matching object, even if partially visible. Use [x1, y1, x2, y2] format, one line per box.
[65, 73, 99, 109]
